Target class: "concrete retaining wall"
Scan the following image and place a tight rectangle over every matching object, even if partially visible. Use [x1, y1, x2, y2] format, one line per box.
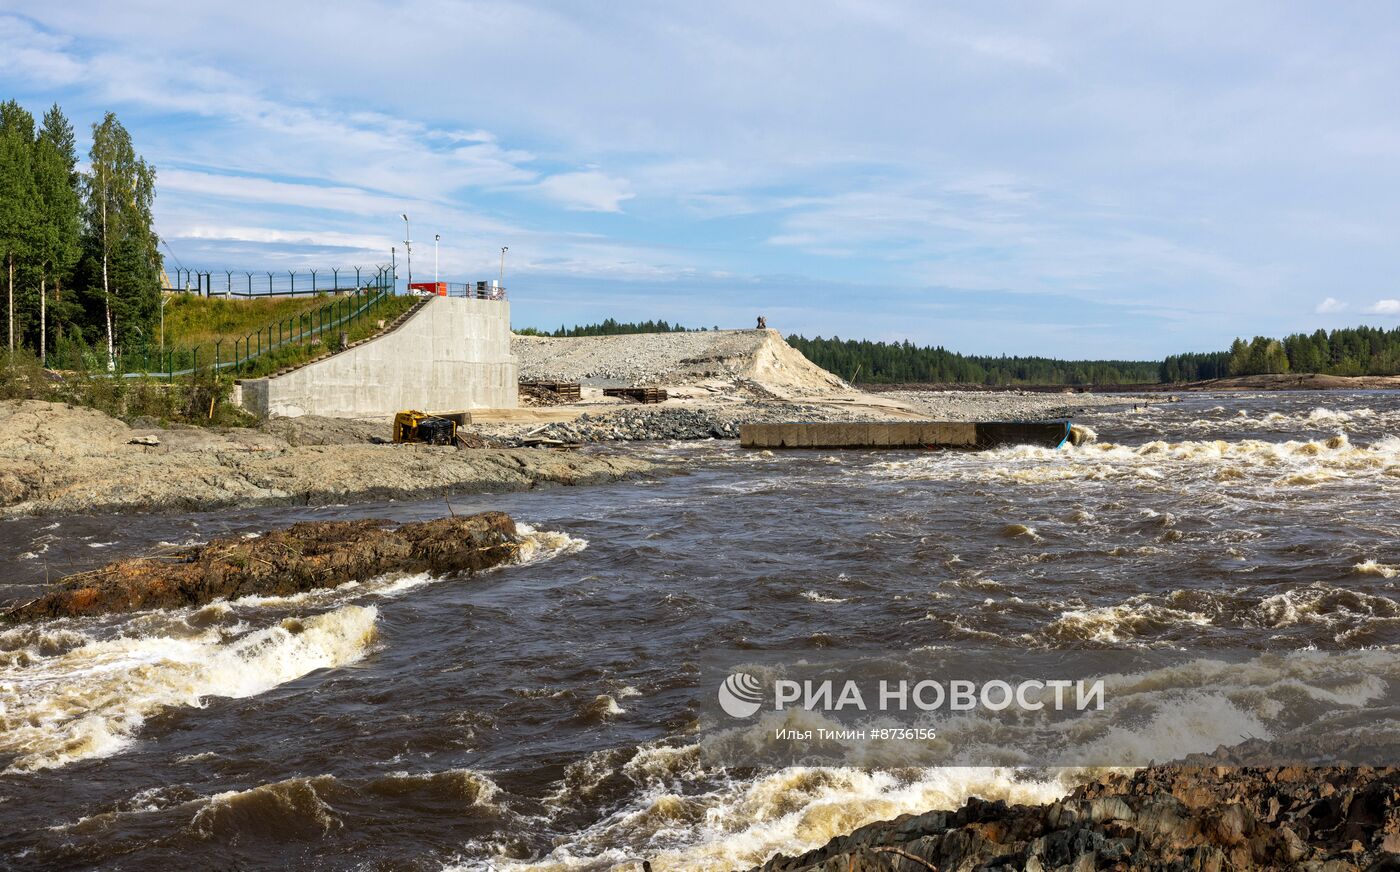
[238, 296, 517, 418]
[740, 420, 1071, 449]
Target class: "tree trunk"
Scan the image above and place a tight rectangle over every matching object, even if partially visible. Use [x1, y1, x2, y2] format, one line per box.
[100, 164, 114, 371]
[7, 253, 12, 352]
[53, 275, 62, 343]
[39, 270, 46, 365]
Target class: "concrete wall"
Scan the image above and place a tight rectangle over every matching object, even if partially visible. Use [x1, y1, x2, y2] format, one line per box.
[239, 296, 517, 418]
[740, 421, 1071, 449]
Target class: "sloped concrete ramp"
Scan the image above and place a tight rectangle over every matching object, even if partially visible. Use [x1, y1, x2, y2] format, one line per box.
[239, 296, 517, 418]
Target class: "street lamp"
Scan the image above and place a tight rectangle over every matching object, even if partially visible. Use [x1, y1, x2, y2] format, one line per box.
[499, 246, 509, 290]
[401, 213, 412, 290]
[435, 233, 440, 284]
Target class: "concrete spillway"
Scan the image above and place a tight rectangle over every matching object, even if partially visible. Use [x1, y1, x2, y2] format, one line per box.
[238, 296, 518, 418]
[739, 420, 1073, 450]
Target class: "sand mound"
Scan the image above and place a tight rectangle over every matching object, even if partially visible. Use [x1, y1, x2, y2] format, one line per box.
[511, 329, 848, 398]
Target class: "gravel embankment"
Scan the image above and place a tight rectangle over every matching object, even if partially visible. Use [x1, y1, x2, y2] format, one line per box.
[498, 403, 890, 443]
[492, 392, 1155, 444]
[877, 389, 1157, 421]
[512, 329, 847, 395]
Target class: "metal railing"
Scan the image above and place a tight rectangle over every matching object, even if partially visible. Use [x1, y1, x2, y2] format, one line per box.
[217, 279, 397, 376]
[406, 280, 508, 301]
[167, 266, 387, 298]
[51, 267, 400, 379]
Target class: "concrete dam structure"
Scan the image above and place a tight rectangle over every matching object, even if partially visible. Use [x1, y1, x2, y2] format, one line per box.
[238, 296, 517, 418]
[740, 420, 1075, 450]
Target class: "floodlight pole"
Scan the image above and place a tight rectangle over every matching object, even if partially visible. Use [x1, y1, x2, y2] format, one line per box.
[401, 213, 412, 289]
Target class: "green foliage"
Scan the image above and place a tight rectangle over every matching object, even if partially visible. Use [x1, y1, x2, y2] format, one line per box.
[83, 111, 161, 360]
[162, 293, 333, 354]
[539, 318, 705, 337]
[0, 100, 40, 350]
[32, 105, 83, 358]
[225, 292, 418, 378]
[0, 348, 252, 426]
[785, 335, 1161, 385]
[1173, 326, 1400, 378]
[0, 100, 160, 361]
[1158, 351, 1231, 382]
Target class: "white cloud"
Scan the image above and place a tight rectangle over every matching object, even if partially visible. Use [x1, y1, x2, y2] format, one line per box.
[534, 171, 635, 212]
[0, 16, 85, 86]
[10, 2, 1400, 352]
[158, 170, 401, 216]
[170, 225, 390, 253]
[1366, 299, 1400, 315]
[1315, 297, 1347, 313]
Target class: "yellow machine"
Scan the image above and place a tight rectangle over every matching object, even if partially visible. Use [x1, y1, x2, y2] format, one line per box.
[393, 410, 458, 445]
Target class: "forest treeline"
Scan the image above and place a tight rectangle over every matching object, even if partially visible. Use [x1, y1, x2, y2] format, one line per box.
[0, 99, 161, 366]
[1161, 326, 1400, 380]
[785, 335, 1162, 385]
[516, 318, 712, 337]
[519, 321, 1400, 385]
[793, 328, 1400, 385]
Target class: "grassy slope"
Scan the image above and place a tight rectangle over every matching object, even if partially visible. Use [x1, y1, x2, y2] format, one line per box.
[163, 294, 330, 351]
[161, 292, 419, 377]
[234, 294, 419, 378]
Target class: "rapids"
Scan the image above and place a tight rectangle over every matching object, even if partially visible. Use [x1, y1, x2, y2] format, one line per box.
[2, 391, 1399, 870]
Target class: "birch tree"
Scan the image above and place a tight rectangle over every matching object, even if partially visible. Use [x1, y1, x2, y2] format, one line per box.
[84, 113, 159, 368]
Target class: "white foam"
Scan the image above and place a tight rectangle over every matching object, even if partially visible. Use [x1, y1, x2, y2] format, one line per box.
[0, 604, 378, 772]
[515, 523, 589, 565]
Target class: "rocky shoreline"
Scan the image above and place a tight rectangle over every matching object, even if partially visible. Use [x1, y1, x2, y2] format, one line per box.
[749, 765, 1400, 872]
[0, 401, 659, 517]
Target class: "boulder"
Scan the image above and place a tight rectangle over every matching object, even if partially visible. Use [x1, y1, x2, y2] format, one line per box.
[4, 512, 519, 621]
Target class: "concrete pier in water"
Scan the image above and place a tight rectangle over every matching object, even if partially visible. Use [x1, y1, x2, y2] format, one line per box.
[740, 420, 1072, 450]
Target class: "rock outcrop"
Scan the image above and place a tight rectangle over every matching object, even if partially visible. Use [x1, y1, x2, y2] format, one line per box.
[4, 513, 519, 621]
[0, 400, 660, 516]
[751, 765, 1400, 871]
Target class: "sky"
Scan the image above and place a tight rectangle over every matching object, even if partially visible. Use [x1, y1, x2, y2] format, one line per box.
[2, 1, 1399, 357]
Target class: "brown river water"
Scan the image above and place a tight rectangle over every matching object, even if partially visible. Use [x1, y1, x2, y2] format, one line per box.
[2, 391, 1399, 870]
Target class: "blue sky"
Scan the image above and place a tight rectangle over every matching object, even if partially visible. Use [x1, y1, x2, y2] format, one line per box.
[3, 1, 1399, 357]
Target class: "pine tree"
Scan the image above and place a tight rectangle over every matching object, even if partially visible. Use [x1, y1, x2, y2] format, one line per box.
[0, 100, 38, 352]
[33, 104, 82, 362]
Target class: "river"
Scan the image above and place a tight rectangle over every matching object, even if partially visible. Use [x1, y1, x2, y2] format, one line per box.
[2, 392, 1399, 870]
